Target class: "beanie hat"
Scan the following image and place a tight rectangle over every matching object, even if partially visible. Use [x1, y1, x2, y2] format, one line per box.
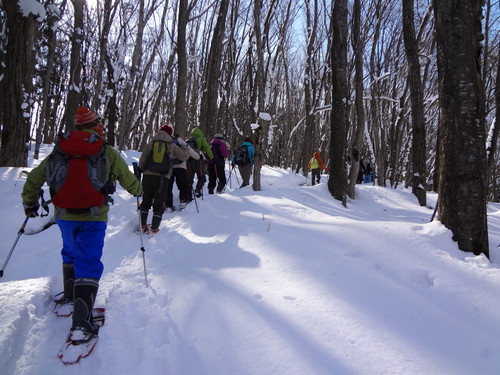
[215, 133, 223, 139]
[159, 124, 173, 135]
[74, 106, 98, 126]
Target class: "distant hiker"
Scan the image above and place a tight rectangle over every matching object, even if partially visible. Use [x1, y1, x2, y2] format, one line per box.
[364, 162, 373, 183]
[307, 151, 328, 186]
[21, 106, 143, 338]
[208, 133, 231, 194]
[138, 124, 190, 233]
[186, 127, 213, 199]
[357, 158, 365, 184]
[166, 133, 200, 210]
[232, 137, 254, 188]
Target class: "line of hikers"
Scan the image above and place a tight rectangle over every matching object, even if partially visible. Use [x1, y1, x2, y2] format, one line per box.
[20, 106, 255, 342]
[138, 124, 255, 234]
[20, 105, 348, 342]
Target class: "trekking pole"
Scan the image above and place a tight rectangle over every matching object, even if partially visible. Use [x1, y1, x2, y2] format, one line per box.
[136, 197, 149, 288]
[132, 162, 149, 288]
[191, 187, 199, 213]
[0, 216, 29, 278]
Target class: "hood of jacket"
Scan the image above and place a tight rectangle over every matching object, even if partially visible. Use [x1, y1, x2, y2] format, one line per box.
[190, 127, 205, 139]
[313, 151, 321, 158]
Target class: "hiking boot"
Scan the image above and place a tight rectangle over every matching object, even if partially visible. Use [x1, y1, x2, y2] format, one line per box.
[194, 189, 202, 198]
[151, 214, 162, 230]
[72, 278, 99, 336]
[62, 264, 75, 300]
[142, 225, 149, 233]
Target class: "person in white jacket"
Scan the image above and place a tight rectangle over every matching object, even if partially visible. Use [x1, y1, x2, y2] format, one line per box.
[166, 133, 200, 210]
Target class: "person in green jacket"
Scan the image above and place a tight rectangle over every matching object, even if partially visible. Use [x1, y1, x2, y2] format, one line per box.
[186, 127, 214, 198]
[21, 106, 142, 339]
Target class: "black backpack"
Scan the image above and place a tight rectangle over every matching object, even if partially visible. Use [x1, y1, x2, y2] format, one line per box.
[146, 140, 171, 174]
[234, 145, 250, 166]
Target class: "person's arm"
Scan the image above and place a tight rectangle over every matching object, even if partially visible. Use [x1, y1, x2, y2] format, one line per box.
[107, 147, 143, 196]
[21, 159, 47, 204]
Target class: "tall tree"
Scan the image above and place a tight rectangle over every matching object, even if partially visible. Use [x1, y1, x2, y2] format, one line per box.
[0, 0, 40, 166]
[199, 0, 230, 136]
[433, 0, 489, 258]
[402, 0, 427, 206]
[63, 0, 85, 132]
[328, 0, 348, 205]
[175, 0, 189, 136]
[346, 0, 365, 198]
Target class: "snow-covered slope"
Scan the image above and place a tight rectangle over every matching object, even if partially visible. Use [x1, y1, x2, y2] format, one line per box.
[1, 147, 500, 375]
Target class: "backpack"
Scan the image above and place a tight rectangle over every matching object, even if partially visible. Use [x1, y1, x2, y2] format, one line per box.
[186, 137, 198, 153]
[234, 145, 250, 166]
[171, 138, 182, 165]
[146, 140, 171, 174]
[45, 131, 109, 214]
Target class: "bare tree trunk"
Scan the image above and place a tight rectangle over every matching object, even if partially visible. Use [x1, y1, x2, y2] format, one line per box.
[91, 0, 117, 111]
[346, 0, 365, 198]
[0, 1, 39, 166]
[402, 0, 426, 206]
[298, 0, 318, 177]
[434, 0, 489, 259]
[63, 0, 85, 132]
[251, 0, 265, 192]
[118, 0, 146, 150]
[328, 0, 348, 206]
[175, 0, 189, 136]
[35, 1, 62, 159]
[199, 0, 230, 136]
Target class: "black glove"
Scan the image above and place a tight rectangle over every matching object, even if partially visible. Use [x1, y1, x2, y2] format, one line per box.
[23, 202, 39, 217]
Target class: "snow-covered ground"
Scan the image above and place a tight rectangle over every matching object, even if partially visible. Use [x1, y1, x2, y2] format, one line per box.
[1, 146, 500, 375]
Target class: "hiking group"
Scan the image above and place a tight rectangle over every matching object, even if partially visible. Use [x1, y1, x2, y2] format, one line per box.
[19, 106, 257, 344]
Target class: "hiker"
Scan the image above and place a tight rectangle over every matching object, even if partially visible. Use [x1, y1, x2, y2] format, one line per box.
[166, 133, 200, 210]
[208, 133, 231, 194]
[231, 137, 254, 188]
[357, 158, 365, 184]
[138, 124, 190, 233]
[186, 127, 213, 199]
[307, 151, 328, 186]
[364, 162, 373, 183]
[21, 106, 143, 338]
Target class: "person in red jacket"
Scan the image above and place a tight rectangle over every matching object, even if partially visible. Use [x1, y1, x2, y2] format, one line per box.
[307, 151, 328, 186]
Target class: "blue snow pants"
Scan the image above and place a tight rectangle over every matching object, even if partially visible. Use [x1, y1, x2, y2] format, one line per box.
[57, 220, 107, 279]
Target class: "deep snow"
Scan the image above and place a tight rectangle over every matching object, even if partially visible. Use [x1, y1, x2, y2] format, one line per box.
[1, 146, 500, 375]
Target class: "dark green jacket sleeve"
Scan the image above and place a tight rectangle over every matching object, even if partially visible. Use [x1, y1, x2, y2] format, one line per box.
[106, 146, 142, 196]
[21, 159, 48, 204]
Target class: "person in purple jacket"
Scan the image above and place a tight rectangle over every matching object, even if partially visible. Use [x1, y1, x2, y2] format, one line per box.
[208, 134, 231, 194]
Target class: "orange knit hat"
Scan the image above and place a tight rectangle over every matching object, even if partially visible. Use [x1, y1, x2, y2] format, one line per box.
[74, 106, 98, 126]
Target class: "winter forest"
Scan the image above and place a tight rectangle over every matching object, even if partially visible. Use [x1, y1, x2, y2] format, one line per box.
[1, 0, 499, 258]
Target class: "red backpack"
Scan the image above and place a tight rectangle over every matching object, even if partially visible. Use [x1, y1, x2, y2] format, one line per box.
[45, 131, 108, 215]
